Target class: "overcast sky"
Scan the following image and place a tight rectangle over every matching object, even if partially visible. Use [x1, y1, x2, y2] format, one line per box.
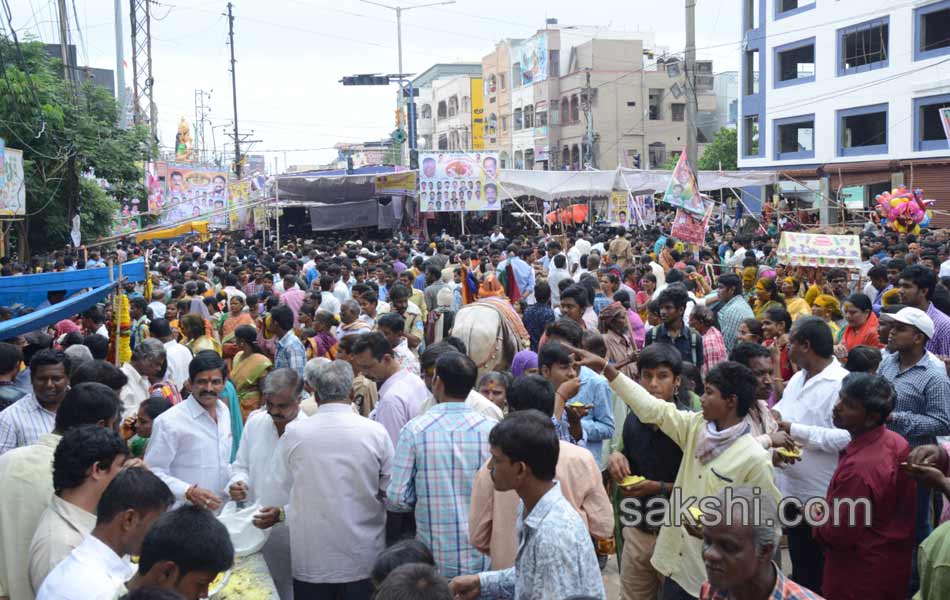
[8, 0, 740, 169]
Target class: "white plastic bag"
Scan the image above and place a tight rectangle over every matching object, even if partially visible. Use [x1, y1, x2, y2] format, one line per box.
[217, 501, 271, 557]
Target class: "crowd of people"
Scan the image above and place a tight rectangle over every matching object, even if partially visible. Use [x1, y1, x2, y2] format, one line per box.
[1, 215, 950, 600]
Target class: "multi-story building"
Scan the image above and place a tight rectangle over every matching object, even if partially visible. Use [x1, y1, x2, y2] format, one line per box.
[481, 25, 717, 171]
[483, 40, 519, 167]
[738, 0, 950, 222]
[400, 63, 483, 162]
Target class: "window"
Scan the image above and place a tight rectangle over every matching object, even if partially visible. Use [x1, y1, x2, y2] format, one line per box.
[525, 149, 535, 170]
[743, 115, 760, 156]
[744, 50, 760, 95]
[775, 115, 815, 160]
[838, 103, 888, 156]
[462, 96, 471, 113]
[838, 18, 889, 76]
[744, 0, 760, 31]
[550, 99, 560, 125]
[513, 108, 523, 130]
[512, 63, 523, 88]
[671, 103, 686, 122]
[914, 93, 950, 151]
[560, 98, 570, 124]
[915, 0, 950, 61]
[648, 142, 666, 168]
[524, 105, 534, 128]
[514, 150, 524, 170]
[487, 74, 497, 95]
[570, 95, 580, 122]
[775, 0, 815, 20]
[437, 101, 447, 119]
[775, 38, 815, 87]
[649, 89, 663, 120]
[420, 104, 432, 119]
[448, 96, 459, 117]
[562, 146, 570, 169]
[438, 134, 448, 150]
[501, 115, 508, 131]
[488, 113, 498, 136]
[549, 50, 560, 77]
[499, 74, 506, 90]
[537, 109, 548, 127]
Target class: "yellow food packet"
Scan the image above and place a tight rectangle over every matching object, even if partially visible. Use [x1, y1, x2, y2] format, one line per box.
[620, 475, 645, 487]
[776, 447, 802, 458]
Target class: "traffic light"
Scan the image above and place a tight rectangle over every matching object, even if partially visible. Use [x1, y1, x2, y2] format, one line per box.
[340, 74, 391, 86]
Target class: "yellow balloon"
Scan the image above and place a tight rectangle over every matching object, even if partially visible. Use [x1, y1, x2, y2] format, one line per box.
[890, 198, 902, 208]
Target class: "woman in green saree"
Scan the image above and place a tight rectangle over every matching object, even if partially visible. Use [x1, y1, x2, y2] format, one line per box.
[230, 324, 272, 422]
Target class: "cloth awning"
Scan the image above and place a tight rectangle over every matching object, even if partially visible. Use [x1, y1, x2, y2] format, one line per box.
[0, 281, 118, 340]
[0, 259, 146, 309]
[494, 168, 780, 201]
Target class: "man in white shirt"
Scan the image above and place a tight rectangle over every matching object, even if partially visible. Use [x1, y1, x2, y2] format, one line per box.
[264, 360, 393, 599]
[29, 425, 129, 593]
[377, 313, 421, 377]
[228, 369, 306, 600]
[0, 349, 70, 455]
[772, 316, 850, 595]
[145, 352, 232, 511]
[0, 382, 122, 600]
[37, 467, 174, 600]
[147, 290, 167, 320]
[119, 339, 165, 419]
[547, 254, 572, 307]
[150, 319, 192, 393]
[723, 237, 749, 268]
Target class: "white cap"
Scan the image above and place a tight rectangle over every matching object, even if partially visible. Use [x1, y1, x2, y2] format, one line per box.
[888, 307, 934, 339]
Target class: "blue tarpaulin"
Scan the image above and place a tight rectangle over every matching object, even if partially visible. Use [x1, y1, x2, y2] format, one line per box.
[0, 259, 145, 309]
[0, 281, 118, 340]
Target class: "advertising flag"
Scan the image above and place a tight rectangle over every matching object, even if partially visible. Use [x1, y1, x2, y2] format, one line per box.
[661, 150, 705, 216]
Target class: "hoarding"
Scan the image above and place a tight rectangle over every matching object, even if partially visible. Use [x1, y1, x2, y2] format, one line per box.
[471, 77, 485, 151]
[418, 151, 500, 212]
[519, 34, 548, 84]
[0, 148, 25, 216]
[159, 164, 230, 229]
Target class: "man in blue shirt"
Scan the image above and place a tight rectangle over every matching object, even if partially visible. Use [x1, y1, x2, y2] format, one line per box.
[448, 411, 605, 600]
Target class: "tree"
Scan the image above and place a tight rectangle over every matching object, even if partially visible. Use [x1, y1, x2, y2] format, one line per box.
[0, 36, 149, 255]
[697, 127, 738, 171]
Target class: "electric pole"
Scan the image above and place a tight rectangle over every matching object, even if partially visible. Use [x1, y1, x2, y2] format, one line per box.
[56, 0, 71, 82]
[114, 0, 126, 127]
[685, 0, 698, 166]
[582, 69, 596, 169]
[194, 89, 211, 164]
[226, 2, 242, 178]
[130, 0, 157, 146]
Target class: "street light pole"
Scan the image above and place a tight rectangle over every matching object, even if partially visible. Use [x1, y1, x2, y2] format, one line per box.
[359, 0, 456, 77]
[685, 0, 698, 166]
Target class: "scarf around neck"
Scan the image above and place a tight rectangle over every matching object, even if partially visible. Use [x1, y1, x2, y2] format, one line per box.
[694, 420, 750, 465]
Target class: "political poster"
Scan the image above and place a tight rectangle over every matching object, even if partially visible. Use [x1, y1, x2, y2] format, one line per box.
[661, 151, 706, 216]
[158, 164, 230, 229]
[608, 191, 655, 227]
[229, 175, 265, 235]
[0, 148, 25, 216]
[777, 232, 861, 268]
[375, 171, 417, 196]
[145, 161, 165, 215]
[418, 151, 500, 212]
[671, 202, 713, 246]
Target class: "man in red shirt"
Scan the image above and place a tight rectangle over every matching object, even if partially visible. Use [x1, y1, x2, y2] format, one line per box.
[814, 372, 917, 600]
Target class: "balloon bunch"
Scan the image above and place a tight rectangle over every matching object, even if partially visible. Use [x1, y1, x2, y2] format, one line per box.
[874, 186, 935, 234]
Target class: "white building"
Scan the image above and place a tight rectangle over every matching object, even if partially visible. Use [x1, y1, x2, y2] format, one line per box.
[401, 63, 483, 161]
[738, 0, 950, 222]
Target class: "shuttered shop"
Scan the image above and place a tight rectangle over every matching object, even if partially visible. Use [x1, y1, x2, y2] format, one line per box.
[903, 160, 950, 229]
